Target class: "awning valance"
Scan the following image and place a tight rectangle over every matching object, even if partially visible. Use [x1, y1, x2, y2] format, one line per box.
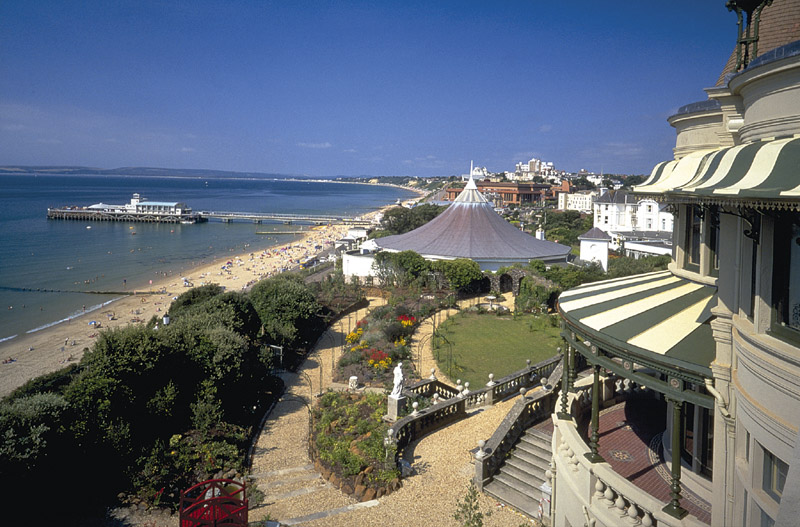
[635, 136, 800, 206]
[558, 271, 716, 373]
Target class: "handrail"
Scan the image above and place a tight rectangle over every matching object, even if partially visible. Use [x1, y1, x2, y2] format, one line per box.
[474, 361, 563, 491]
[403, 378, 460, 399]
[387, 355, 562, 467]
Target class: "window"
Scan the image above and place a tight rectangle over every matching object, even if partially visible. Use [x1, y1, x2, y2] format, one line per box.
[771, 212, 800, 339]
[684, 205, 702, 272]
[762, 448, 789, 502]
[760, 506, 775, 527]
[709, 206, 720, 276]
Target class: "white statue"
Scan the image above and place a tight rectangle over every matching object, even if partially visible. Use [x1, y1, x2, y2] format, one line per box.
[390, 361, 404, 398]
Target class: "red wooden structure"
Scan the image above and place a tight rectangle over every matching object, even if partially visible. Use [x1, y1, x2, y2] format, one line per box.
[179, 478, 248, 527]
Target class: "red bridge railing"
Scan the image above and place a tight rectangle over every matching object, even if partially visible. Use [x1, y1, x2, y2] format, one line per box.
[179, 478, 247, 527]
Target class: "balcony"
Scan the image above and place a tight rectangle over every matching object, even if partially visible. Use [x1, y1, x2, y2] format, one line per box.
[552, 376, 711, 527]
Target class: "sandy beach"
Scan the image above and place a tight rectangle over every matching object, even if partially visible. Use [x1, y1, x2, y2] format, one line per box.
[0, 219, 360, 398]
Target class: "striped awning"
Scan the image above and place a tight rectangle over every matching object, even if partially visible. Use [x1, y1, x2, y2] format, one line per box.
[558, 271, 717, 373]
[635, 136, 800, 206]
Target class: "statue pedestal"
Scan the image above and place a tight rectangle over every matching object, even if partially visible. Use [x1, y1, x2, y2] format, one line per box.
[387, 395, 407, 421]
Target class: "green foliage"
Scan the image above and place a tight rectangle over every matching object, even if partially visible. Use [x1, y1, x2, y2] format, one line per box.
[0, 392, 68, 473]
[376, 204, 446, 236]
[607, 254, 670, 278]
[432, 259, 484, 291]
[312, 392, 396, 481]
[250, 274, 323, 348]
[453, 482, 491, 527]
[526, 260, 604, 290]
[0, 278, 284, 513]
[4, 364, 81, 403]
[374, 250, 484, 292]
[167, 284, 225, 319]
[515, 277, 560, 313]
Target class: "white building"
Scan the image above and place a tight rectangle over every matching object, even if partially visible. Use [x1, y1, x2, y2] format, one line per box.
[549, 4, 800, 527]
[557, 190, 598, 213]
[578, 227, 611, 271]
[593, 189, 674, 249]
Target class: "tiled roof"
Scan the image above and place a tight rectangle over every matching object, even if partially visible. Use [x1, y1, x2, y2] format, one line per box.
[716, 0, 800, 85]
[594, 190, 638, 204]
[578, 227, 612, 241]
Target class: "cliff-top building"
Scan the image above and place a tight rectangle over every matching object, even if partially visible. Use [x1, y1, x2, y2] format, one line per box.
[547, 2, 800, 526]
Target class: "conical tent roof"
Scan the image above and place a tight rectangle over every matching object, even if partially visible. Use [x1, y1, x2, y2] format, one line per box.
[375, 176, 571, 266]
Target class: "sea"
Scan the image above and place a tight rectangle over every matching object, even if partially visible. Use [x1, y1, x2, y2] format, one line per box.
[0, 173, 417, 343]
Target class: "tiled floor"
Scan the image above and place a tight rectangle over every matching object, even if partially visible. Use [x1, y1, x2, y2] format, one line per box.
[592, 398, 712, 525]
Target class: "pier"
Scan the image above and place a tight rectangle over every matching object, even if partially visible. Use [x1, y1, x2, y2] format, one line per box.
[47, 208, 205, 223]
[198, 211, 372, 225]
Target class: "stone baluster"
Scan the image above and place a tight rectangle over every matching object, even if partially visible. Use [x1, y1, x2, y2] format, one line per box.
[615, 495, 627, 517]
[594, 479, 605, 501]
[626, 503, 641, 525]
[602, 484, 615, 506]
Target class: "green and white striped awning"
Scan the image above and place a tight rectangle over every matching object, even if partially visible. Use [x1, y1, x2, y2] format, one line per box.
[558, 271, 717, 372]
[635, 136, 800, 207]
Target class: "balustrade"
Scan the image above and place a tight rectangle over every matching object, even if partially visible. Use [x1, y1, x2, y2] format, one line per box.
[553, 387, 708, 527]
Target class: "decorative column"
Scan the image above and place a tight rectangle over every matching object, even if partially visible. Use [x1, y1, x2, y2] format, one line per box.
[567, 345, 576, 393]
[558, 346, 571, 419]
[585, 364, 604, 463]
[663, 397, 689, 519]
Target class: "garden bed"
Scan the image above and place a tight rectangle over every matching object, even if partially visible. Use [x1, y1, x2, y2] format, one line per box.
[333, 295, 441, 386]
[309, 392, 401, 501]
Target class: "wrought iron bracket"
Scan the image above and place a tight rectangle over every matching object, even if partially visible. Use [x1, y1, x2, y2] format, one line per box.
[720, 206, 761, 243]
[726, 0, 774, 71]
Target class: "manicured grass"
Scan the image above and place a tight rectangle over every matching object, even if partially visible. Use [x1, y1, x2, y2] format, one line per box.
[433, 312, 562, 389]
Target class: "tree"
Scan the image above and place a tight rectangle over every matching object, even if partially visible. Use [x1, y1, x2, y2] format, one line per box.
[168, 284, 225, 319]
[453, 482, 491, 527]
[376, 204, 447, 236]
[249, 274, 323, 348]
[433, 259, 484, 291]
[0, 392, 68, 473]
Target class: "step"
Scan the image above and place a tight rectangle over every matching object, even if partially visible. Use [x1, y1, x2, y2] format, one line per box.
[281, 499, 380, 526]
[495, 459, 544, 489]
[484, 477, 541, 517]
[499, 461, 546, 490]
[514, 440, 551, 465]
[520, 430, 552, 452]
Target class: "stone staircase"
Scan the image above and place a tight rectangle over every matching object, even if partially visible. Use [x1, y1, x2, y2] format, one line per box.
[483, 428, 552, 517]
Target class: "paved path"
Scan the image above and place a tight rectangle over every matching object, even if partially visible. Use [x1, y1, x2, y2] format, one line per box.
[248, 295, 538, 526]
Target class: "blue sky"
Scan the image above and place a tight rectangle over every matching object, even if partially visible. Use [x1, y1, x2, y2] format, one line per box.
[0, 1, 736, 177]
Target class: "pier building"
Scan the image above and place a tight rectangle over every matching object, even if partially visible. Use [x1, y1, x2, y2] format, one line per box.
[47, 193, 204, 223]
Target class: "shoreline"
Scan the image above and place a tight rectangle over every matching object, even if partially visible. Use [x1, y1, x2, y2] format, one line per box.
[0, 204, 406, 398]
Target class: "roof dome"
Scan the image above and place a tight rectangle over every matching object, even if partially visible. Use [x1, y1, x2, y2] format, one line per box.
[375, 176, 571, 270]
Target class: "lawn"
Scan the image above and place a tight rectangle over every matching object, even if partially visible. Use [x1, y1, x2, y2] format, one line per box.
[433, 312, 562, 389]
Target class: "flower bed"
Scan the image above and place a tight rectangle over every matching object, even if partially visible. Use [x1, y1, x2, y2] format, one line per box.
[310, 392, 401, 501]
[335, 302, 421, 385]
